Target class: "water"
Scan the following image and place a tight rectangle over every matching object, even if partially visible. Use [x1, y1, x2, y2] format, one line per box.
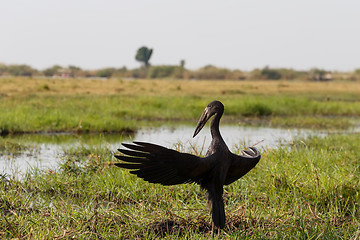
[0, 125, 327, 176]
[135, 125, 323, 149]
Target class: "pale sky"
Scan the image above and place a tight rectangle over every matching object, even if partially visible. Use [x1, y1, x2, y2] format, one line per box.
[1, 0, 360, 71]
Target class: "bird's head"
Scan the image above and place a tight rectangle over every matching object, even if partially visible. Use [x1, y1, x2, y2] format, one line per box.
[193, 100, 224, 137]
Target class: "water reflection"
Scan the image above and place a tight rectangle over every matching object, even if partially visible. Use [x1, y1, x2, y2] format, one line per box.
[0, 125, 326, 176]
[0, 133, 132, 176]
[135, 125, 323, 150]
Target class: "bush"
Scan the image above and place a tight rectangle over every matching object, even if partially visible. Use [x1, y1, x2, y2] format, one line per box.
[131, 67, 149, 78]
[0, 64, 7, 76]
[95, 68, 116, 78]
[189, 65, 230, 80]
[43, 65, 62, 77]
[6, 64, 37, 77]
[147, 65, 179, 78]
[260, 66, 282, 80]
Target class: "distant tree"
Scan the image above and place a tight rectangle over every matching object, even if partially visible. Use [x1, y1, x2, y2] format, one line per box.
[43, 65, 62, 77]
[260, 66, 282, 80]
[350, 69, 360, 81]
[192, 65, 231, 79]
[177, 60, 186, 79]
[118, 66, 128, 74]
[68, 65, 82, 77]
[0, 64, 7, 76]
[96, 68, 116, 78]
[180, 60, 185, 69]
[135, 46, 153, 67]
[7, 64, 36, 77]
[249, 68, 262, 80]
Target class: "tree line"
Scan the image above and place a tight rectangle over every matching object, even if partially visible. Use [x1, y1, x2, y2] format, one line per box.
[1, 46, 360, 81]
[2, 63, 360, 81]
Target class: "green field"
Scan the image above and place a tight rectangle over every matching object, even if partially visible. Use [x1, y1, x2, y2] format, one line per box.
[1, 78, 360, 239]
[1, 77, 360, 135]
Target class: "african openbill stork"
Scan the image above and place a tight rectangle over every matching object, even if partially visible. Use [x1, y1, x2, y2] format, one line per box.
[114, 100, 261, 230]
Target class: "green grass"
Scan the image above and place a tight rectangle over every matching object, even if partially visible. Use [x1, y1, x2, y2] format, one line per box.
[2, 77, 360, 135]
[1, 134, 359, 239]
[1, 94, 360, 135]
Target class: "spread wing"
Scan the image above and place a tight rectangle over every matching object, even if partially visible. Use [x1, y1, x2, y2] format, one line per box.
[114, 141, 217, 185]
[225, 147, 261, 185]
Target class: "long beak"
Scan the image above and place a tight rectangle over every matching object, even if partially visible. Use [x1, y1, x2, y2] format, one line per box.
[193, 107, 211, 137]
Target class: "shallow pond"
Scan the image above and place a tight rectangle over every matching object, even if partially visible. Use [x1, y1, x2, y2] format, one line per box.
[0, 125, 335, 176]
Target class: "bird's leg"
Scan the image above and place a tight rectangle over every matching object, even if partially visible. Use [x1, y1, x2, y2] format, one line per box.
[211, 224, 220, 238]
[211, 223, 215, 238]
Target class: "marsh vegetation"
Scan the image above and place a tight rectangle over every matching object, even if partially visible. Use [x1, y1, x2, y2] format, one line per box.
[1, 77, 360, 238]
[2, 77, 360, 135]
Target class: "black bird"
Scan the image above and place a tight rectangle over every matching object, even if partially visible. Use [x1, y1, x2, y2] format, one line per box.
[114, 100, 261, 230]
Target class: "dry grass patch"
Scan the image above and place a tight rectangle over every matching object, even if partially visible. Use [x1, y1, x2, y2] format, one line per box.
[2, 77, 360, 98]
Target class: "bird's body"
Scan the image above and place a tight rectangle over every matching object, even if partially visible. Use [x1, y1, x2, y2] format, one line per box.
[114, 100, 261, 230]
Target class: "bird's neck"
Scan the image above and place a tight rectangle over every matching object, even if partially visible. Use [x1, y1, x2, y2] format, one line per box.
[210, 112, 225, 145]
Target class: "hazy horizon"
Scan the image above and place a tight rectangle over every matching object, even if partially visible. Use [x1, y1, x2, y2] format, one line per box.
[1, 0, 360, 71]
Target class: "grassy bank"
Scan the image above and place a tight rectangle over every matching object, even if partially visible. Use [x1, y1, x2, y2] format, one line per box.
[1, 77, 360, 134]
[1, 77, 360, 238]
[1, 133, 359, 238]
